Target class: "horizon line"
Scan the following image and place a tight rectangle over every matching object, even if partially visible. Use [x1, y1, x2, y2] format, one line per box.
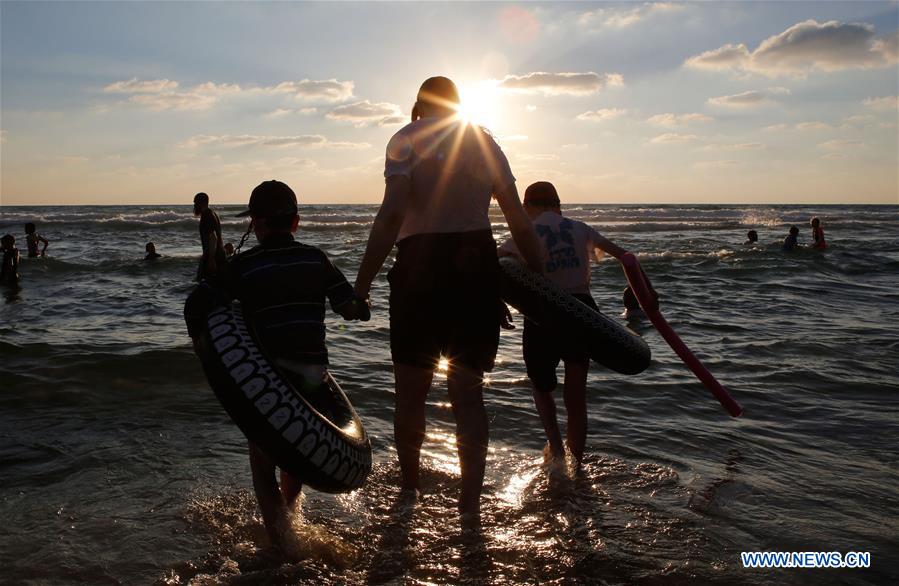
[2, 201, 898, 208]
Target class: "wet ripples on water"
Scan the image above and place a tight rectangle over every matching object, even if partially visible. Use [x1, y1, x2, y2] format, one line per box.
[1, 204, 897, 584]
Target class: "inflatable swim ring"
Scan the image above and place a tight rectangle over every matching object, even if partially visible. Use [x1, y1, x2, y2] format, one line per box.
[498, 256, 651, 375]
[196, 302, 372, 492]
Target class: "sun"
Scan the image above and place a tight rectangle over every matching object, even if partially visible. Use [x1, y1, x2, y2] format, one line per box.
[456, 81, 501, 130]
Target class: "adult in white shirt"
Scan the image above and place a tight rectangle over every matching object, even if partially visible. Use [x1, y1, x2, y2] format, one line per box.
[354, 76, 542, 519]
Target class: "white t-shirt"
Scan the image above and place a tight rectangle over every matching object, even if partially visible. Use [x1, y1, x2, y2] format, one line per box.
[384, 117, 515, 241]
[499, 211, 604, 295]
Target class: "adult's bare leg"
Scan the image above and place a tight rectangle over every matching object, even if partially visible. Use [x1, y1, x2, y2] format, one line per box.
[562, 360, 589, 465]
[446, 363, 488, 517]
[393, 362, 434, 491]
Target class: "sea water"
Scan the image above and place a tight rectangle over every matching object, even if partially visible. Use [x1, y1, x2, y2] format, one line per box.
[1, 204, 897, 585]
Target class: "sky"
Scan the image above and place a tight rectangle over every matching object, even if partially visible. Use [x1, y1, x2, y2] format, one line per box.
[1, 1, 897, 205]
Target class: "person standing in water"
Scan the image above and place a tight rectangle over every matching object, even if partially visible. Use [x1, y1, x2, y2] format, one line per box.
[24, 223, 49, 258]
[744, 230, 758, 246]
[193, 192, 225, 281]
[1, 234, 20, 286]
[499, 182, 657, 469]
[185, 180, 369, 551]
[810, 217, 826, 250]
[354, 76, 543, 520]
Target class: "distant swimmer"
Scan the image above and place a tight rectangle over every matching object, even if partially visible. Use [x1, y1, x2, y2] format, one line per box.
[224, 242, 235, 257]
[810, 217, 827, 250]
[193, 192, 225, 281]
[24, 222, 49, 258]
[744, 230, 758, 246]
[499, 181, 657, 469]
[144, 242, 161, 261]
[782, 225, 800, 252]
[1, 234, 20, 285]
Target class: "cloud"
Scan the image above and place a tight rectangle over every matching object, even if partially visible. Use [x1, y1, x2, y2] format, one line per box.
[191, 82, 242, 96]
[496, 72, 623, 95]
[267, 79, 355, 102]
[102, 76, 357, 112]
[498, 134, 529, 142]
[576, 108, 627, 122]
[685, 20, 898, 76]
[178, 134, 370, 150]
[103, 78, 179, 93]
[128, 92, 218, 111]
[821, 152, 846, 160]
[707, 88, 789, 108]
[516, 153, 561, 162]
[647, 112, 714, 126]
[818, 139, 864, 150]
[863, 95, 899, 110]
[268, 107, 320, 117]
[649, 133, 699, 144]
[841, 114, 875, 127]
[377, 115, 407, 127]
[762, 123, 790, 132]
[695, 160, 741, 169]
[104, 79, 243, 111]
[579, 2, 684, 30]
[701, 142, 765, 151]
[795, 121, 832, 130]
[561, 143, 589, 150]
[326, 100, 405, 126]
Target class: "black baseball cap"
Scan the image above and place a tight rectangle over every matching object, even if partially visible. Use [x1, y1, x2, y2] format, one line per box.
[236, 180, 298, 218]
[523, 181, 561, 206]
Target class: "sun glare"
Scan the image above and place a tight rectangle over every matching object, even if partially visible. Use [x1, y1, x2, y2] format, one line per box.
[457, 81, 501, 130]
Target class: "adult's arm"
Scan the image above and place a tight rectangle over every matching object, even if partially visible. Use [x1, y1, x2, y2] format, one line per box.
[494, 183, 542, 273]
[353, 175, 412, 300]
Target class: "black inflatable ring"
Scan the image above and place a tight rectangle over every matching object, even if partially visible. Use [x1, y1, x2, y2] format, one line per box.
[498, 256, 651, 375]
[197, 302, 372, 493]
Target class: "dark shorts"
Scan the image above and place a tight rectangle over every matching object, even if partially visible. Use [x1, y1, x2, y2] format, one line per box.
[388, 229, 500, 373]
[523, 293, 596, 393]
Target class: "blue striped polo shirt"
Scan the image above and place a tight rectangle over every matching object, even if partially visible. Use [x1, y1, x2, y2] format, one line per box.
[224, 233, 354, 365]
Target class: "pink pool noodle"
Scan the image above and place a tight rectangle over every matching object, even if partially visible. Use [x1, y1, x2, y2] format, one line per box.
[619, 252, 744, 418]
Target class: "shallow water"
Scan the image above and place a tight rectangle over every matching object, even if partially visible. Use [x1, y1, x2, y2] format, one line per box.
[1, 204, 897, 585]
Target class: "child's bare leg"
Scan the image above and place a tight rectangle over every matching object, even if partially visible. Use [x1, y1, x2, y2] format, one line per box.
[531, 387, 565, 461]
[280, 470, 302, 508]
[249, 442, 286, 546]
[562, 360, 589, 465]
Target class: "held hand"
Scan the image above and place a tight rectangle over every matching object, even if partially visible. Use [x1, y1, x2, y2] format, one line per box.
[337, 295, 370, 321]
[354, 296, 372, 322]
[353, 281, 371, 305]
